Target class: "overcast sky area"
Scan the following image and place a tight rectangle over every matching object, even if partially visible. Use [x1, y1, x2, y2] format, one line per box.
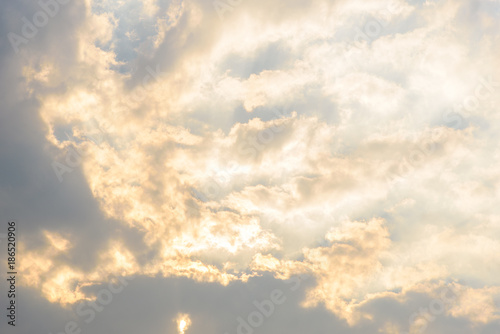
[1, 0, 500, 333]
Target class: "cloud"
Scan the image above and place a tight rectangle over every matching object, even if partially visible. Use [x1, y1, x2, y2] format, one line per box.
[2, 0, 500, 333]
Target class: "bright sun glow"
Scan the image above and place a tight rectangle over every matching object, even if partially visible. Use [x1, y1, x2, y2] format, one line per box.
[176, 313, 191, 334]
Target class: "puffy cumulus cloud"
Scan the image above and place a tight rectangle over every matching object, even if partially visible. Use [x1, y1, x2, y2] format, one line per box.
[446, 285, 500, 324]
[250, 218, 392, 322]
[352, 280, 500, 334]
[301, 218, 391, 322]
[3, 0, 500, 332]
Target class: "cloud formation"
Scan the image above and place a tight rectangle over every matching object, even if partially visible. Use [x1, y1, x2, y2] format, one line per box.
[1, 0, 500, 333]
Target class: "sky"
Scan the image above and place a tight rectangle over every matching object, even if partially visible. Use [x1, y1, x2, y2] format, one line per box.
[0, 0, 500, 333]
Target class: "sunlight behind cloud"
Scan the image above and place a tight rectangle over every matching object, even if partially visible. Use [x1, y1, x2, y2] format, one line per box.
[176, 313, 191, 334]
[4, 0, 500, 332]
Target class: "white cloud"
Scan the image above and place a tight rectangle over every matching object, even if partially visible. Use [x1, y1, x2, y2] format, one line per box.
[3, 0, 500, 332]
